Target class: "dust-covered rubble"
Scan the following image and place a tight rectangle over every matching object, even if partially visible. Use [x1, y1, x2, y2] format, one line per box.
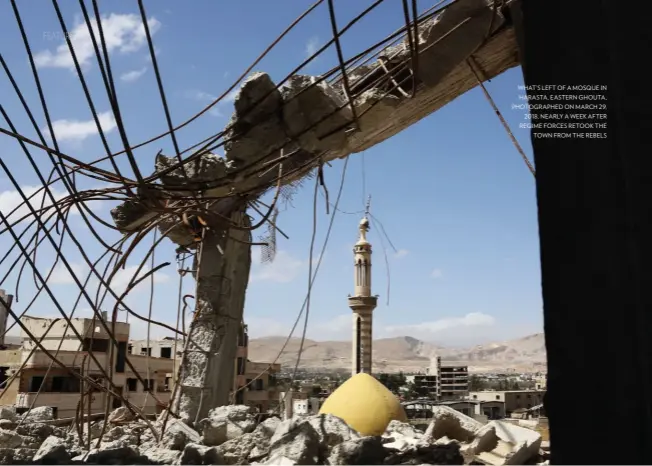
[0, 404, 546, 465]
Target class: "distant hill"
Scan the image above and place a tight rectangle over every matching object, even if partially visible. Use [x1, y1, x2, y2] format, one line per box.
[247, 333, 547, 373]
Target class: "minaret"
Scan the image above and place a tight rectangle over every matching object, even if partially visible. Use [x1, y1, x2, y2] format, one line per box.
[348, 198, 378, 376]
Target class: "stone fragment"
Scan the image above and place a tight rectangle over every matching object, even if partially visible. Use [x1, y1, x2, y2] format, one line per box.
[384, 420, 422, 439]
[16, 422, 56, 440]
[266, 420, 321, 466]
[80, 445, 149, 465]
[232, 72, 284, 126]
[21, 406, 54, 423]
[0, 447, 36, 465]
[424, 406, 483, 442]
[327, 436, 387, 465]
[262, 454, 297, 465]
[484, 420, 542, 465]
[415, 0, 503, 87]
[107, 406, 135, 424]
[281, 75, 353, 154]
[178, 443, 224, 465]
[33, 435, 71, 464]
[110, 200, 152, 233]
[0, 428, 23, 448]
[199, 405, 257, 447]
[155, 152, 230, 189]
[384, 442, 464, 465]
[160, 419, 201, 451]
[141, 447, 181, 465]
[467, 423, 498, 457]
[0, 407, 16, 422]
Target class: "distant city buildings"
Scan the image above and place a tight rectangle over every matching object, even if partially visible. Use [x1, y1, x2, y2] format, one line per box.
[469, 389, 544, 416]
[0, 315, 280, 418]
[405, 356, 470, 401]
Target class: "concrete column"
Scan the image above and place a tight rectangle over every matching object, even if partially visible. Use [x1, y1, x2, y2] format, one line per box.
[172, 207, 252, 424]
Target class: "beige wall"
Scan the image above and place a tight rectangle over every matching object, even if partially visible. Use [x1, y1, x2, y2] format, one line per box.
[469, 390, 544, 413]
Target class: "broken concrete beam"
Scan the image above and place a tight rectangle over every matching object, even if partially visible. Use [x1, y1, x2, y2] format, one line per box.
[155, 152, 231, 193]
[416, 0, 505, 86]
[281, 75, 353, 154]
[110, 199, 155, 233]
[224, 73, 289, 168]
[171, 207, 252, 423]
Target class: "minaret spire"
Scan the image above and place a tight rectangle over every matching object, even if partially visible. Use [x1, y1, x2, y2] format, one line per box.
[349, 202, 378, 376]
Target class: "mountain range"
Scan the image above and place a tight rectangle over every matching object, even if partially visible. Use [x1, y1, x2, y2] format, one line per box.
[247, 333, 547, 373]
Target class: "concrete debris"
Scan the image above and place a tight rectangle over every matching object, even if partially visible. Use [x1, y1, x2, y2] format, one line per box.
[0, 407, 16, 423]
[33, 435, 71, 464]
[0, 406, 545, 465]
[21, 406, 54, 424]
[0, 428, 24, 448]
[199, 405, 257, 446]
[425, 406, 484, 443]
[107, 406, 136, 424]
[281, 75, 353, 154]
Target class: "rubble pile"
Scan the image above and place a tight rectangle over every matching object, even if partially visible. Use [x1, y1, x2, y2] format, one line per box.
[0, 404, 548, 465]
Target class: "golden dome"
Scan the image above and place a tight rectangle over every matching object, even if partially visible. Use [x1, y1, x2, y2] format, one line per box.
[319, 373, 407, 436]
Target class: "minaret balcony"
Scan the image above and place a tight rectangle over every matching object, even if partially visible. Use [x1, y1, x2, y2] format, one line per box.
[348, 296, 378, 310]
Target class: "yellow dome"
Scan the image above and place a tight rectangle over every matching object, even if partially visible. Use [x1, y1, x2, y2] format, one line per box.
[319, 373, 407, 436]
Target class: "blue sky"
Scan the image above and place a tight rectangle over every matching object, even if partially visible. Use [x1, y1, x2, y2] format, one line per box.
[0, 0, 541, 347]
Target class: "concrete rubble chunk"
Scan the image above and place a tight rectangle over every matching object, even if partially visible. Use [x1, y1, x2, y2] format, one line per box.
[0, 428, 23, 448]
[199, 405, 257, 447]
[232, 72, 284, 125]
[473, 421, 542, 466]
[141, 447, 181, 465]
[16, 422, 57, 440]
[160, 419, 202, 451]
[281, 75, 353, 154]
[33, 435, 71, 464]
[0, 407, 16, 423]
[466, 423, 498, 458]
[424, 406, 483, 443]
[416, 0, 504, 87]
[384, 442, 465, 465]
[224, 72, 288, 168]
[108, 407, 136, 425]
[155, 152, 231, 189]
[110, 199, 152, 233]
[266, 421, 321, 466]
[327, 436, 387, 465]
[78, 445, 150, 465]
[351, 90, 401, 141]
[21, 406, 54, 424]
[384, 420, 423, 439]
[178, 443, 224, 465]
[0, 447, 36, 465]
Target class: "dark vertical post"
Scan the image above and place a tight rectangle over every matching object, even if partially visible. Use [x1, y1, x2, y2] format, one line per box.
[512, 0, 652, 463]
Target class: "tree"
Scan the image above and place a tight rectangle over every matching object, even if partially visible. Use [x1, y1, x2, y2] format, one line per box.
[377, 373, 406, 393]
[469, 375, 487, 391]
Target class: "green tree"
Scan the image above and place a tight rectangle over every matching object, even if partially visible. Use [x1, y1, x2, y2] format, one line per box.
[377, 373, 407, 393]
[311, 385, 322, 395]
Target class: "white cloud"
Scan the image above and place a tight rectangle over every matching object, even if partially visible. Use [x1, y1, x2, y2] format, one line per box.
[394, 249, 409, 259]
[0, 185, 88, 224]
[384, 312, 496, 338]
[109, 264, 170, 295]
[44, 111, 117, 143]
[250, 250, 304, 284]
[49, 262, 86, 285]
[431, 268, 443, 279]
[35, 13, 161, 70]
[120, 67, 147, 82]
[305, 36, 320, 58]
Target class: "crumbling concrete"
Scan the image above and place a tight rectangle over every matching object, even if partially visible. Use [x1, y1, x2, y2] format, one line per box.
[171, 207, 252, 424]
[0, 408, 548, 465]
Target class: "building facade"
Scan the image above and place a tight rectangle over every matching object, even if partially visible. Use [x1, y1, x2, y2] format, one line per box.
[405, 356, 469, 401]
[0, 316, 172, 419]
[232, 323, 280, 412]
[469, 389, 545, 415]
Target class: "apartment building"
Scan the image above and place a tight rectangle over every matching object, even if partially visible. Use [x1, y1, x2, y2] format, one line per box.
[404, 357, 469, 401]
[469, 389, 545, 415]
[233, 323, 280, 412]
[0, 315, 173, 419]
[438, 358, 470, 400]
